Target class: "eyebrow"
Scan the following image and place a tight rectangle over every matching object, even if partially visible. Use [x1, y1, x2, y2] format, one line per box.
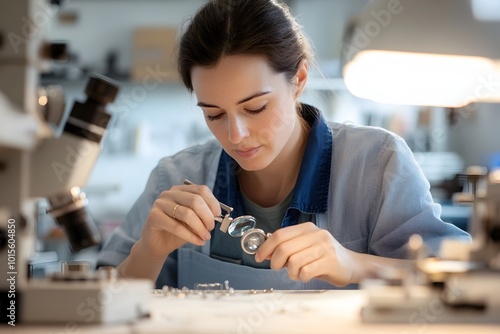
[197, 91, 271, 108]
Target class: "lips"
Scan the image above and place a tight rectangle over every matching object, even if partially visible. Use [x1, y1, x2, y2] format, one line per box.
[235, 146, 261, 158]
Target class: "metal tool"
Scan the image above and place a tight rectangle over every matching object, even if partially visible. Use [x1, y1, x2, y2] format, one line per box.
[183, 179, 257, 236]
[183, 180, 270, 254]
[240, 229, 273, 255]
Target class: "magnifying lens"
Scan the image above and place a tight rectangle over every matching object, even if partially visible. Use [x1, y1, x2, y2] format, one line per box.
[227, 215, 256, 237]
[183, 179, 271, 254]
[217, 212, 271, 254]
[184, 179, 256, 234]
[240, 229, 272, 255]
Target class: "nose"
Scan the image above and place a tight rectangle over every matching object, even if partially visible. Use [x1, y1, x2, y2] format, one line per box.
[228, 114, 249, 144]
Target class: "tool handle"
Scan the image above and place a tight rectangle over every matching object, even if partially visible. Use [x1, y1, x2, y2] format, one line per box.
[183, 179, 233, 213]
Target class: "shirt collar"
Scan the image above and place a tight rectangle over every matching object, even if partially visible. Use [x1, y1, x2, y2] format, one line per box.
[213, 104, 332, 226]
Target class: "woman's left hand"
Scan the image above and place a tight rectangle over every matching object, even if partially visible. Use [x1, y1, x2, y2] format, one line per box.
[255, 222, 355, 286]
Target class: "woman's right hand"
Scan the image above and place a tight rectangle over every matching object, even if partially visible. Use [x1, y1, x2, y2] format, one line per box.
[139, 182, 222, 258]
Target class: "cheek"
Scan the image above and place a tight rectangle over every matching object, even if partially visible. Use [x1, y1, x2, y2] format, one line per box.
[266, 104, 297, 136]
[205, 120, 221, 135]
[249, 111, 292, 148]
[205, 121, 230, 144]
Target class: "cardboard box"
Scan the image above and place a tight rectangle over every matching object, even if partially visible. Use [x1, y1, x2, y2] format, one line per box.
[132, 27, 180, 82]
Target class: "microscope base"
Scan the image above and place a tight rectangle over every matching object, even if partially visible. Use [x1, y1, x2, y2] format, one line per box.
[21, 278, 152, 324]
[361, 274, 500, 324]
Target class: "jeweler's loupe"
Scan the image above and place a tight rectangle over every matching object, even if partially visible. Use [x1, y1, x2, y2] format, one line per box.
[227, 215, 256, 237]
[241, 229, 272, 255]
[183, 179, 270, 254]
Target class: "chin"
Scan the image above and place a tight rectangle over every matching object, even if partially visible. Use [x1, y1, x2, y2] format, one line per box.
[233, 156, 272, 172]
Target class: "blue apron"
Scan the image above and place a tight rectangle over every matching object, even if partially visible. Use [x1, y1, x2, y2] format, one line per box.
[177, 214, 352, 290]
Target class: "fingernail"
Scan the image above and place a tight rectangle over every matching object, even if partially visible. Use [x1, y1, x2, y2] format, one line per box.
[205, 232, 211, 240]
[255, 254, 261, 262]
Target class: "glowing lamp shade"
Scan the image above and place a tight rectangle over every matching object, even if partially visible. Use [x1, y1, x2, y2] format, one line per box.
[342, 0, 500, 107]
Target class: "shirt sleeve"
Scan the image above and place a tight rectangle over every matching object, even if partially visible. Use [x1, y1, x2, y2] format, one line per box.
[369, 134, 471, 258]
[96, 140, 221, 287]
[96, 164, 160, 268]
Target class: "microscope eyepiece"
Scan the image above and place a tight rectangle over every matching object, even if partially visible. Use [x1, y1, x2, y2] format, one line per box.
[63, 75, 118, 143]
[85, 75, 119, 106]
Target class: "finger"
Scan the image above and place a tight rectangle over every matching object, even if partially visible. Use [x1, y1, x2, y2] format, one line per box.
[267, 236, 315, 270]
[169, 187, 216, 230]
[285, 245, 326, 281]
[149, 207, 205, 246]
[166, 218, 206, 246]
[156, 195, 211, 241]
[175, 183, 222, 217]
[170, 203, 213, 241]
[296, 256, 332, 283]
[256, 223, 314, 262]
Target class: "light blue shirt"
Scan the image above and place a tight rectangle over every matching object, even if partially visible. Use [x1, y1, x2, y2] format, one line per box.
[97, 104, 471, 288]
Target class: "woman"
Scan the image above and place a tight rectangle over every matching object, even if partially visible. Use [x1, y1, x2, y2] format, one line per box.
[97, 0, 470, 289]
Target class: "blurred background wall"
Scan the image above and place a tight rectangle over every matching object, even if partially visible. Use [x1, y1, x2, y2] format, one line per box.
[36, 0, 499, 258]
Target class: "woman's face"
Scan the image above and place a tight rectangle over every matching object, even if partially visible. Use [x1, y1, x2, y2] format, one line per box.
[191, 54, 304, 171]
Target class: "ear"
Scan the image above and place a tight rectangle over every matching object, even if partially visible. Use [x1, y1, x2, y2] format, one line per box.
[294, 59, 308, 100]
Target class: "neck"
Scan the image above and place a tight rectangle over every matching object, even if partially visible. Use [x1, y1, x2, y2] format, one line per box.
[239, 116, 309, 207]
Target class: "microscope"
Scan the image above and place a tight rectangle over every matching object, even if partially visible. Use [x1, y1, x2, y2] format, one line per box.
[1, 0, 151, 325]
[339, 0, 500, 323]
[361, 167, 500, 323]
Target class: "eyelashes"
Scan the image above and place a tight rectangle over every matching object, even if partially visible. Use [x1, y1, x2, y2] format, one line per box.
[246, 105, 267, 114]
[206, 114, 223, 121]
[205, 105, 267, 122]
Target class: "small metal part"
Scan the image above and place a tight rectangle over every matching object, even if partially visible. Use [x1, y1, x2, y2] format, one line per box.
[50, 261, 95, 281]
[183, 179, 258, 237]
[217, 214, 233, 233]
[62, 261, 89, 274]
[240, 229, 272, 255]
[155, 280, 275, 297]
[97, 266, 118, 281]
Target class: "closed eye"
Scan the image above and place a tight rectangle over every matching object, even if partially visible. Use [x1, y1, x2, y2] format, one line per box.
[204, 104, 267, 121]
[205, 113, 224, 121]
[245, 105, 267, 114]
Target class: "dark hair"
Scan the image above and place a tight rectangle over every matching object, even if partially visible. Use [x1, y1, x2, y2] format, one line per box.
[178, 0, 314, 92]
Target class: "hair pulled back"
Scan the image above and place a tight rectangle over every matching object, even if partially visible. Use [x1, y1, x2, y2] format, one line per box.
[178, 0, 313, 91]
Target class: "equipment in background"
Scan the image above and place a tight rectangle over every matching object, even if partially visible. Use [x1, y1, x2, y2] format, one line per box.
[341, 0, 500, 323]
[361, 168, 500, 323]
[0, 0, 152, 325]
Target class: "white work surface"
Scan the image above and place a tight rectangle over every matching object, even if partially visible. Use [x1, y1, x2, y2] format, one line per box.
[4, 290, 499, 333]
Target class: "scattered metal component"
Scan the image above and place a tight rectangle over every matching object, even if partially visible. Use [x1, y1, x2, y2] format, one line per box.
[152, 280, 273, 298]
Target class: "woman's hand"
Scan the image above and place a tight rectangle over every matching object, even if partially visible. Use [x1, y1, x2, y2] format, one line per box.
[139, 183, 221, 258]
[255, 222, 355, 287]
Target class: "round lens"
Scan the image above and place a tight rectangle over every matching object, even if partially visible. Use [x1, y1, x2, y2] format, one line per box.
[227, 215, 256, 237]
[241, 229, 266, 255]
